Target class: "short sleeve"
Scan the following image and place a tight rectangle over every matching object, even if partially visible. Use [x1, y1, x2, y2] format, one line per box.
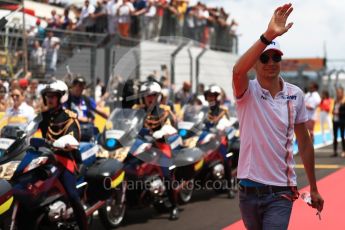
[128, 3, 135, 11]
[295, 90, 308, 124]
[89, 97, 97, 110]
[235, 80, 253, 105]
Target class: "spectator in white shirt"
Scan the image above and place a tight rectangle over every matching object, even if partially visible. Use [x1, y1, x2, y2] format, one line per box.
[195, 2, 209, 44]
[30, 40, 45, 78]
[76, 0, 96, 32]
[107, 0, 122, 34]
[304, 82, 321, 142]
[117, 0, 135, 37]
[5, 86, 36, 127]
[142, 0, 157, 39]
[42, 30, 60, 76]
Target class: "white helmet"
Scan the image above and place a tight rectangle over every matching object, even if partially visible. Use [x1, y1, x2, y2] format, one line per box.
[204, 84, 222, 103]
[140, 81, 162, 95]
[140, 81, 162, 104]
[41, 80, 69, 104]
[205, 84, 222, 95]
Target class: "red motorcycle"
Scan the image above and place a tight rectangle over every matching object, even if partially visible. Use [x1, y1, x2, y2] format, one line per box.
[0, 132, 126, 230]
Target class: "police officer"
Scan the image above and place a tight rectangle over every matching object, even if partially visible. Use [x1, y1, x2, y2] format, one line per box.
[39, 80, 88, 230]
[204, 84, 235, 198]
[133, 81, 179, 220]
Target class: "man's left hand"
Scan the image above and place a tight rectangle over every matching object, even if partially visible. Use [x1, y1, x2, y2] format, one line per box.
[311, 190, 324, 212]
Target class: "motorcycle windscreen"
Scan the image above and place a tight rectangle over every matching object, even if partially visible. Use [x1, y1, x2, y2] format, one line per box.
[182, 105, 208, 124]
[0, 114, 41, 165]
[105, 108, 145, 146]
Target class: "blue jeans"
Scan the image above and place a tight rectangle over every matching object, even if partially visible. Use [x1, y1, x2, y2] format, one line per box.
[239, 190, 293, 230]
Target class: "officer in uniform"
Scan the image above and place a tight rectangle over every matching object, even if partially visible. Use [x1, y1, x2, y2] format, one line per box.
[39, 80, 88, 230]
[133, 81, 179, 220]
[204, 84, 235, 198]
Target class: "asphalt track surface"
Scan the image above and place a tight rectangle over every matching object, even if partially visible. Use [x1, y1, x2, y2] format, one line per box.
[91, 143, 343, 230]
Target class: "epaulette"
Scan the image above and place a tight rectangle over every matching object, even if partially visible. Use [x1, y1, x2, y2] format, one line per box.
[65, 109, 78, 119]
[220, 105, 229, 112]
[159, 104, 171, 111]
[132, 104, 145, 110]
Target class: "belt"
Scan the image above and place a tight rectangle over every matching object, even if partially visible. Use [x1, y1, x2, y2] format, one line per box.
[239, 184, 296, 195]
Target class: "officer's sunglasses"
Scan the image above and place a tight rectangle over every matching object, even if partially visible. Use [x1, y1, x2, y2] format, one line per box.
[259, 53, 282, 64]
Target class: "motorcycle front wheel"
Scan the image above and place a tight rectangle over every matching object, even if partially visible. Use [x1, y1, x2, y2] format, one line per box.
[178, 179, 194, 204]
[99, 182, 126, 229]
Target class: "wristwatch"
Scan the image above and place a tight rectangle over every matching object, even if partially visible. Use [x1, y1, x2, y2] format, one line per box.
[260, 34, 272, 45]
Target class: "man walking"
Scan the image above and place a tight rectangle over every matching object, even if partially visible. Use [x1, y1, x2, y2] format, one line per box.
[232, 3, 324, 230]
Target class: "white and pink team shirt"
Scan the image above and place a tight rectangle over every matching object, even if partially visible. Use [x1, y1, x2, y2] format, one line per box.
[235, 78, 308, 186]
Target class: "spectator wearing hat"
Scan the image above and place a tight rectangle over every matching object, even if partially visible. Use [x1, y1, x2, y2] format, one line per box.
[65, 76, 108, 124]
[18, 78, 29, 91]
[34, 19, 46, 40]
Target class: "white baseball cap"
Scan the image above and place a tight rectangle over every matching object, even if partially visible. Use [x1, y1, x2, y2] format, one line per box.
[262, 40, 283, 56]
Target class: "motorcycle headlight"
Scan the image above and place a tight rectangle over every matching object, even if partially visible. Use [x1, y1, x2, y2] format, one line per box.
[212, 164, 224, 180]
[148, 178, 165, 196]
[106, 139, 117, 150]
[179, 129, 188, 138]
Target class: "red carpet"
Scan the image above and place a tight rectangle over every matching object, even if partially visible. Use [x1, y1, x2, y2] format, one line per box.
[223, 168, 345, 230]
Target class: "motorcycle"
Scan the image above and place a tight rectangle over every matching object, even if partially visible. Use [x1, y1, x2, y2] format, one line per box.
[0, 115, 44, 229]
[98, 108, 204, 216]
[178, 105, 208, 148]
[179, 104, 240, 198]
[0, 114, 126, 230]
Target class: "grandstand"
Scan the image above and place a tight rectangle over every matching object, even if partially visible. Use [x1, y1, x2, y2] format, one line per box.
[0, 0, 239, 103]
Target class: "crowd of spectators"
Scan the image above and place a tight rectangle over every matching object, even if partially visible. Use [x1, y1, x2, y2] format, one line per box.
[31, 0, 238, 50]
[2, 0, 239, 81]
